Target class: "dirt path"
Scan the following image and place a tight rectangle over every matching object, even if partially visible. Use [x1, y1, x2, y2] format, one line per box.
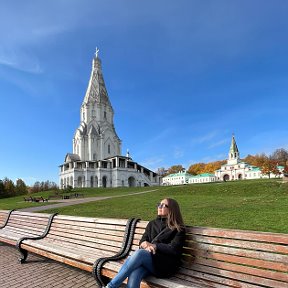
[19, 189, 159, 212]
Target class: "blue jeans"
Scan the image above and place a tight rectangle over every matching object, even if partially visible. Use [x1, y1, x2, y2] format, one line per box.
[107, 249, 154, 288]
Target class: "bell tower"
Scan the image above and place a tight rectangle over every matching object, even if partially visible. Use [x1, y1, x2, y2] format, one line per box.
[73, 49, 121, 161]
[227, 134, 240, 165]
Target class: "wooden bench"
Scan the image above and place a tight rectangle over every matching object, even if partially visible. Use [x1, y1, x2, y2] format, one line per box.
[99, 221, 288, 288]
[19, 215, 138, 286]
[24, 196, 34, 202]
[3, 212, 287, 287]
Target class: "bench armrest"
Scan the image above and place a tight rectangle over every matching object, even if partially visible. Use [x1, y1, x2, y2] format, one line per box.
[16, 213, 58, 263]
[92, 218, 140, 287]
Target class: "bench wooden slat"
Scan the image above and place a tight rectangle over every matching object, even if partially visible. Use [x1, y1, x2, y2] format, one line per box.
[193, 257, 288, 282]
[52, 215, 128, 225]
[189, 242, 288, 264]
[22, 239, 115, 264]
[188, 226, 288, 245]
[189, 234, 288, 254]
[52, 222, 126, 235]
[20, 243, 94, 272]
[185, 263, 286, 288]
[184, 249, 288, 273]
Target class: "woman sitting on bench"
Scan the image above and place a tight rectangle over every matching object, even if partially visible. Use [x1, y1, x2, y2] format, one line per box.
[104, 198, 186, 288]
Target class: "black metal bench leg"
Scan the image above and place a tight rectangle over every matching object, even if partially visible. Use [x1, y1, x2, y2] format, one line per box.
[18, 246, 28, 263]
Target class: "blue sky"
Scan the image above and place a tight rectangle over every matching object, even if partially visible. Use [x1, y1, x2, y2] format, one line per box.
[1, 1, 288, 185]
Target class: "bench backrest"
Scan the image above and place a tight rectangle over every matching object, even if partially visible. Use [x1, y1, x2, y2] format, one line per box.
[0, 210, 10, 227]
[1, 211, 52, 236]
[131, 221, 288, 288]
[44, 215, 129, 260]
[0, 211, 53, 247]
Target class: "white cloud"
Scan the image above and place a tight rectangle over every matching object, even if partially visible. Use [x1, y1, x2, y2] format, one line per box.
[208, 138, 229, 149]
[0, 47, 42, 74]
[174, 147, 184, 159]
[141, 157, 165, 171]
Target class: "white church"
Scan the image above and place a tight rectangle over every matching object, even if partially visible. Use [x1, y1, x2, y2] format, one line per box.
[215, 135, 284, 181]
[162, 135, 284, 186]
[59, 51, 160, 188]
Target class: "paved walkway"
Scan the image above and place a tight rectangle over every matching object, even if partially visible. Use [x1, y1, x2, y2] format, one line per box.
[19, 189, 158, 212]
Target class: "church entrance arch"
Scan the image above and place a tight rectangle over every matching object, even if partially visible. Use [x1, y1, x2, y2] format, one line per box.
[90, 176, 94, 187]
[238, 174, 243, 180]
[102, 176, 107, 188]
[223, 174, 230, 182]
[77, 176, 82, 187]
[128, 177, 136, 187]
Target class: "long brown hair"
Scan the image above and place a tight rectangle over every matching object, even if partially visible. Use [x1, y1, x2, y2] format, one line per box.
[165, 198, 184, 232]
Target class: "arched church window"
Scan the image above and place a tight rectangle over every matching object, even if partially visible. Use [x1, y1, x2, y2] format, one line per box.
[104, 111, 107, 119]
[108, 144, 110, 154]
[83, 112, 85, 121]
[93, 153, 97, 160]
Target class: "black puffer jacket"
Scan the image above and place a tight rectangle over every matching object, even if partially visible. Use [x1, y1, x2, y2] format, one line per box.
[139, 216, 186, 277]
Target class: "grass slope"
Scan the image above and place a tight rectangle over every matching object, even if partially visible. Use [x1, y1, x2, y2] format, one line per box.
[0, 179, 287, 233]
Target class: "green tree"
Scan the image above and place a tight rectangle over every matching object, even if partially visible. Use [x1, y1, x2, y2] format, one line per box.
[2, 177, 15, 197]
[15, 178, 28, 195]
[0, 180, 6, 198]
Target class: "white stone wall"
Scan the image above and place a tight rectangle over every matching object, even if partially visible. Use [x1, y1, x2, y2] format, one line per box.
[188, 175, 216, 184]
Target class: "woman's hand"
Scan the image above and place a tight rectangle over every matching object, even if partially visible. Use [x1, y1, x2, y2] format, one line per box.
[140, 241, 157, 254]
[145, 244, 157, 254]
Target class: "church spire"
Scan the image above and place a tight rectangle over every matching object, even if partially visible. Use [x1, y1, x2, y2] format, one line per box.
[228, 134, 240, 165]
[73, 50, 121, 161]
[82, 48, 112, 107]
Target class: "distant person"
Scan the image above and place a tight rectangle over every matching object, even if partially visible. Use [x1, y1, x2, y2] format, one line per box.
[104, 198, 185, 288]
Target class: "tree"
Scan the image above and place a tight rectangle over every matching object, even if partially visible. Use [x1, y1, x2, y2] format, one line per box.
[15, 178, 28, 195]
[244, 153, 268, 167]
[167, 165, 185, 175]
[30, 180, 58, 193]
[271, 148, 288, 166]
[0, 180, 5, 198]
[283, 165, 288, 176]
[188, 160, 225, 175]
[261, 157, 278, 179]
[188, 163, 205, 175]
[156, 168, 168, 177]
[2, 177, 15, 197]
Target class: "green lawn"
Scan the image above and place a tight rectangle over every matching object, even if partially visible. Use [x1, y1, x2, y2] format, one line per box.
[1, 179, 287, 233]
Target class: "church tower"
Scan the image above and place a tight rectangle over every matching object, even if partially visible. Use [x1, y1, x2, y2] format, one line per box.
[227, 134, 240, 165]
[73, 50, 121, 161]
[59, 49, 159, 189]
